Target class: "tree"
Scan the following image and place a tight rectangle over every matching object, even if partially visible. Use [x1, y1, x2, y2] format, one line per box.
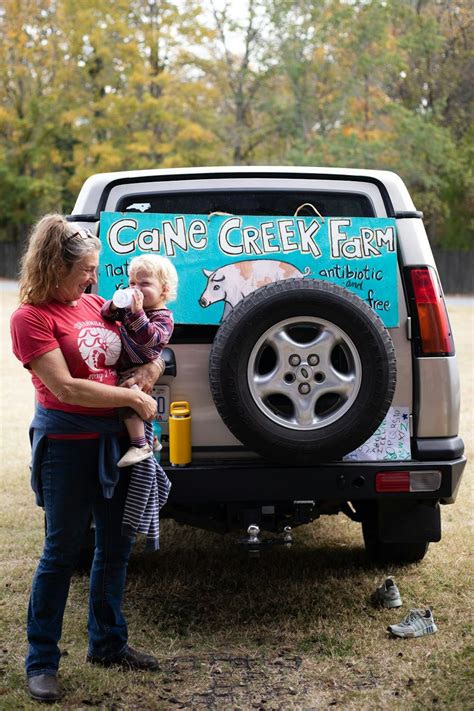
[0, 0, 471, 247]
[0, 0, 219, 236]
[256, 0, 473, 247]
[61, 0, 217, 192]
[0, 0, 77, 239]
[195, 0, 281, 165]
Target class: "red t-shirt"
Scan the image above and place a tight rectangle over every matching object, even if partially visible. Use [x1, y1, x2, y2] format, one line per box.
[10, 294, 122, 416]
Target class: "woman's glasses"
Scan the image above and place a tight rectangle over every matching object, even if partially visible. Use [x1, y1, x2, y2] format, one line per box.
[66, 228, 96, 241]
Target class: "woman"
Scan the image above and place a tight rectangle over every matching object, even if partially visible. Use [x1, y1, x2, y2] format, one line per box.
[10, 214, 166, 703]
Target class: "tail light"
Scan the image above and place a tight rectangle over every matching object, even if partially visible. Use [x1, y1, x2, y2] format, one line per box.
[376, 471, 410, 492]
[376, 470, 442, 493]
[408, 267, 454, 356]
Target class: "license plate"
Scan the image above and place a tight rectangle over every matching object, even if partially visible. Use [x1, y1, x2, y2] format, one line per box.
[151, 384, 170, 422]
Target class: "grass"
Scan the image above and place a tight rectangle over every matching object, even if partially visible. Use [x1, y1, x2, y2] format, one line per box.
[0, 289, 473, 710]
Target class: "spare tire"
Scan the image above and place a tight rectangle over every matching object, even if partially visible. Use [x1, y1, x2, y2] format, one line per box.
[209, 279, 396, 464]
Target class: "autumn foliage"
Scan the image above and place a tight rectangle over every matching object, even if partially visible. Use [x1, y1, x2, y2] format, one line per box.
[0, 0, 472, 247]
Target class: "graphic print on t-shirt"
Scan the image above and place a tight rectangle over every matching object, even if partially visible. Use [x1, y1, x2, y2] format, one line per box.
[76, 322, 121, 372]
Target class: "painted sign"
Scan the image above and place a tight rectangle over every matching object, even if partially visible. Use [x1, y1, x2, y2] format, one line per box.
[98, 212, 399, 327]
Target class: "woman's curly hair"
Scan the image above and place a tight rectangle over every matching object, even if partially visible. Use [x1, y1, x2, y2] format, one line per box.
[19, 214, 101, 304]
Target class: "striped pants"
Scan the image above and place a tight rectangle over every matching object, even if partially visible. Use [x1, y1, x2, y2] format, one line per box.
[121, 421, 171, 550]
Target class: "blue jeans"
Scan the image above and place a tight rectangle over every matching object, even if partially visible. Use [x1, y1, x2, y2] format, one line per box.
[26, 438, 134, 677]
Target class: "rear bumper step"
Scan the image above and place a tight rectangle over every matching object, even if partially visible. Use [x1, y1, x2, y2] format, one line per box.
[164, 456, 466, 505]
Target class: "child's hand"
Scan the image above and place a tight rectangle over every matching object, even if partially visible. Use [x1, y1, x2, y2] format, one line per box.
[130, 288, 144, 313]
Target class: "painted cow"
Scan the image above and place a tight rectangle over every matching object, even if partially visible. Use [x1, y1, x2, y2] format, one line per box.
[199, 259, 311, 319]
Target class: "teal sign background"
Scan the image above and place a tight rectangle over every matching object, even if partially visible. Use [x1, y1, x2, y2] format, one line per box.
[98, 212, 399, 327]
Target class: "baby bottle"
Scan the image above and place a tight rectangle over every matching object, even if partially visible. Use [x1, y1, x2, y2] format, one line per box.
[112, 288, 135, 308]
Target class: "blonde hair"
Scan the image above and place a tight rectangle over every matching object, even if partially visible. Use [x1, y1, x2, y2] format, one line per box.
[18, 214, 101, 304]
[129, 254, 178, 303]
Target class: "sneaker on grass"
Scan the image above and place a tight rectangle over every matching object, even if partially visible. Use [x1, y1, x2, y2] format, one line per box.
[373, 576, 403, 608]
[387, 609, 438, 638]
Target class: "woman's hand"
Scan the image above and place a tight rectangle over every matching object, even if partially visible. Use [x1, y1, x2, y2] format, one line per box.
[121, 360, 165, 394]
[131, 388, 158, 421]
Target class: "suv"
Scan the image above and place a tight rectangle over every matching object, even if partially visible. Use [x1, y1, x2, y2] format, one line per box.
[69, 166, 466, 563]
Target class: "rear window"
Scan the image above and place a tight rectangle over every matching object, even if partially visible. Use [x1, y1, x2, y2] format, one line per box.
[115, 190, 375, 218]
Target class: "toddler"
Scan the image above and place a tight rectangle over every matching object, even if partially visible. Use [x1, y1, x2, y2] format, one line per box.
[102, 254, 177, 467]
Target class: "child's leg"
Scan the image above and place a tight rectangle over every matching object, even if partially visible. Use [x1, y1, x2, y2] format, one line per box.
[117, 415, 153, 467]
[124, 416, 146, 445]
[116, 369, 153, 467]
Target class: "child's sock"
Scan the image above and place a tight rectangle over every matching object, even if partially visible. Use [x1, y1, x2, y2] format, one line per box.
[130, 435, 147, 448]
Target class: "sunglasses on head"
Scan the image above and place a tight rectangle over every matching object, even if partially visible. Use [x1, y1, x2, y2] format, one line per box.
[66, 228, 95, 241]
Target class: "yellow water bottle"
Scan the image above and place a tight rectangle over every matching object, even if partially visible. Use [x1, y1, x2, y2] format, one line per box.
[169, 401, 192, 466]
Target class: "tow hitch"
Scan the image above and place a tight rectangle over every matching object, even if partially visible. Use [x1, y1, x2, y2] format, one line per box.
[237, 524, 294, 557]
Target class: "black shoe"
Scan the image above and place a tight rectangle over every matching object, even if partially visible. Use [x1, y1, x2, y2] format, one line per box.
[27, 673, 60, 702]
[87, 645, 159, 671]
